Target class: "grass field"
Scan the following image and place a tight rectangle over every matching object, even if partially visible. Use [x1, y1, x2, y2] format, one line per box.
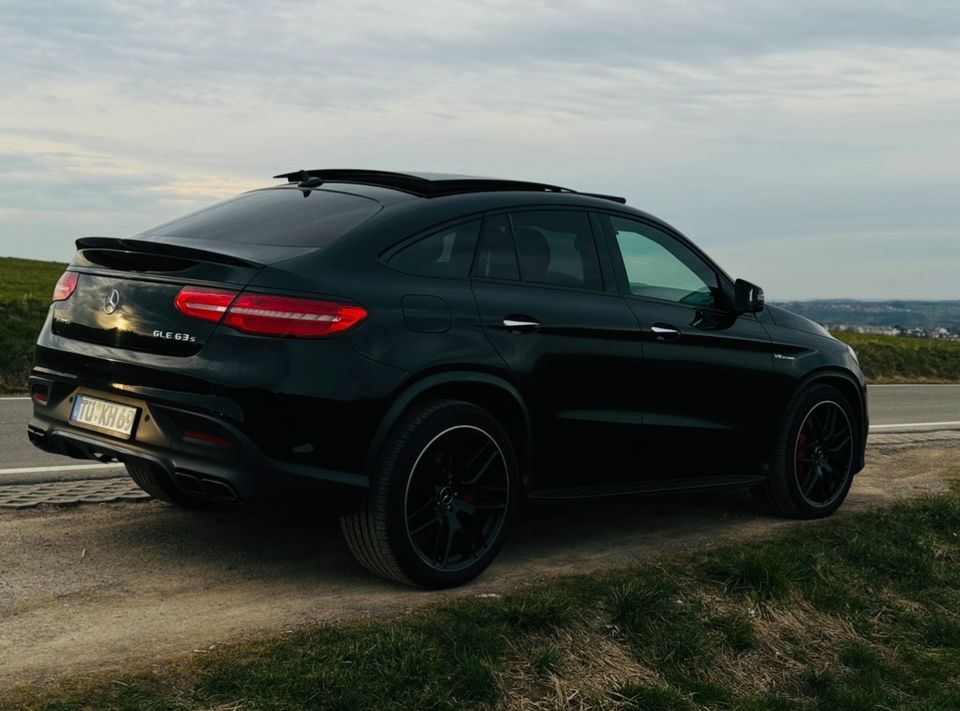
[834, 332, 960, 383]
[1, 256, 958, 391]
[4, 485, 959, 710]
[0, 257, 66, 393]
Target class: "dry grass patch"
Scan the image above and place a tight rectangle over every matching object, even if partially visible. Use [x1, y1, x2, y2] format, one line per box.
[497, 627, 664, 710]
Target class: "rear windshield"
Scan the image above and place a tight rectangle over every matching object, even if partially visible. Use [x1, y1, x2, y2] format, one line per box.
[139, 188, 382, 247]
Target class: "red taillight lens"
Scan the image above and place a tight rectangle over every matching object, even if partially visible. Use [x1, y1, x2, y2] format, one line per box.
[52, 271, 79, 301]
[176, 286, 367, 338]
[175, 287, 239, 323]
[223, 293, 368, 337]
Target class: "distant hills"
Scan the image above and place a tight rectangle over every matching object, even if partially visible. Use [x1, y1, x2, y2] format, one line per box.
[773, 300, 960, 332]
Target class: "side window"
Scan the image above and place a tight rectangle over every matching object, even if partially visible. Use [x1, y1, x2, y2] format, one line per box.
[387, 220, 481, 278]
[610, 217, 720, 307]
[512, 211, 602, 290]
[472, 214, 519, 280]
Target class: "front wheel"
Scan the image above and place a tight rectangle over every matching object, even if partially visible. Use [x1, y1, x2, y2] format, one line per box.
[341, 399, 519, 588]
[753, 384, 858, 519]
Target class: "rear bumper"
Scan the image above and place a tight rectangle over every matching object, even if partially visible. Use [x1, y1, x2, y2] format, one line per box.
[27, 374, 370, 504]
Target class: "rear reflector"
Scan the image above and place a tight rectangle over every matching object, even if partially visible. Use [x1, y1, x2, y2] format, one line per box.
[182, 429, 231, 447]
[175, 287, 239, 323]
[223, 293, 368, 337]
[175, 286, 367, 337]
[52, 271, 79, 301]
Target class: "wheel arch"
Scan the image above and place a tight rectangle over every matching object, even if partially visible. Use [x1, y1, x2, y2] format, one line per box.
[783, 367, 868, 473]
[365, 371, 533, 479]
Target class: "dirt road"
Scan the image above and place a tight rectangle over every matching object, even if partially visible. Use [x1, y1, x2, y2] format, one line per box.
[2, 433, 958, 688]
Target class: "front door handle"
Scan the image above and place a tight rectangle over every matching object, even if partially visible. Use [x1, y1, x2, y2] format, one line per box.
[502, 317, 541, 334]
[650, 323, 681, 341]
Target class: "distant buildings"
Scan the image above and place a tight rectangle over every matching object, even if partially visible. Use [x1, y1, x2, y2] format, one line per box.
[826, 324, 960, 341]
[771, 300, 960, 342]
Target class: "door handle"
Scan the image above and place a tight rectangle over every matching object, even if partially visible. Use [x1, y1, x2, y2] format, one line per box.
[502, 317, 541, 334]
[650, 323, 681, 341]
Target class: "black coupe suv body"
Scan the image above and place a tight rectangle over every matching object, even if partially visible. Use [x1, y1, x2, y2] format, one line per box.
[28, 170, 868, 587]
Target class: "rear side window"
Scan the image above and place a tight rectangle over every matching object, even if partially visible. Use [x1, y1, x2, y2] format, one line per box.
[139, 188, 382, 247]
[512, 211, 602, 290]
[473, 214, 519, 280]
[387, 220, 481, 278]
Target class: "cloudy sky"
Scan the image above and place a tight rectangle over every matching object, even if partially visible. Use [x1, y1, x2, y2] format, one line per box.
[1, 1, 957, 299]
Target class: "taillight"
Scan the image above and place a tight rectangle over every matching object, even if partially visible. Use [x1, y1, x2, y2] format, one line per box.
[223, 293, 368, 337]
[52, 271, 79, 301]
[175, 286, 367, 337]
[175, 287, 239, 323]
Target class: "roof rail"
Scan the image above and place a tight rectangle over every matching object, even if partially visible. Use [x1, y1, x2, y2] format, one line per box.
[272, 169, 626, 203]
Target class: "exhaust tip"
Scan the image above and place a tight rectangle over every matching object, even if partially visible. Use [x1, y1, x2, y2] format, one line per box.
[174, 470, 240, 503]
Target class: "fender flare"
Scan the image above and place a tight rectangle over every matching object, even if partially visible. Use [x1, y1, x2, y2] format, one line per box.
[363, 370, 533, 474]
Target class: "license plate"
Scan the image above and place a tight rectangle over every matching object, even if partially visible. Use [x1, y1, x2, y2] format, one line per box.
[69, 395, 139, 439]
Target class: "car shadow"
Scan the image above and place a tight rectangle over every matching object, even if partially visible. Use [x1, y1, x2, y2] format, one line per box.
[68, 485, 774, 594]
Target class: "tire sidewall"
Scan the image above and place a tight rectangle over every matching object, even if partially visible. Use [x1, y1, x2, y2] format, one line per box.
[376, 401, 519, 588]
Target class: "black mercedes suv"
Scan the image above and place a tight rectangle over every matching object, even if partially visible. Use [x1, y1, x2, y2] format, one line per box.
[28, 169, 868, 588]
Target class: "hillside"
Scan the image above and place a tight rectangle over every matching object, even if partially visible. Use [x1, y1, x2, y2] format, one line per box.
[0, 257, 67, 393]
[835, 332, 960, 383]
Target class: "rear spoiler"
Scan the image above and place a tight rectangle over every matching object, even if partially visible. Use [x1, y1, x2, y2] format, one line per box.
[76, 237, 263, 269]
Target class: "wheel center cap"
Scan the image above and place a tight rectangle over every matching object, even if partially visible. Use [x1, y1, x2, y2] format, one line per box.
[437, 486, 455, 507]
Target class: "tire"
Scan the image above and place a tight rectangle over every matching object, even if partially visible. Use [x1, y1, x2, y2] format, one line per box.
[753, 384, 858, 519]
[340, 399, 519, 588]
[126, 459, 215, 509]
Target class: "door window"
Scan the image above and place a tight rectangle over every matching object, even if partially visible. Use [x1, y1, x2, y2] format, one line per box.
[610, 217, 720, 307]
[512, 211, 603, 290]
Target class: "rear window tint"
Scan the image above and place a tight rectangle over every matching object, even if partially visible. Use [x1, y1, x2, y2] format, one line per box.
[387, 220, 481, 278]
[139, 188, 382, 247]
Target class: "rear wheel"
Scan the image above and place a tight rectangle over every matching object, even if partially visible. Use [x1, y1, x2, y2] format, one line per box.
[341, 399, 518, 588]
[753, 384, 858, 518]
[125, 459, 214, 509]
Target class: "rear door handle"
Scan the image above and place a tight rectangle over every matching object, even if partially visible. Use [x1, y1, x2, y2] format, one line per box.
[502, 317, 541, 334]
[650, 323, 681, 341]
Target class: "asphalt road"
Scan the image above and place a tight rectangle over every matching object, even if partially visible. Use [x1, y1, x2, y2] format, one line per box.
[1, 384, 958, 485]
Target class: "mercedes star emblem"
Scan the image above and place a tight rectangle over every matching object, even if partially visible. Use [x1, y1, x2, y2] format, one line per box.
[103, 288, 121, 314]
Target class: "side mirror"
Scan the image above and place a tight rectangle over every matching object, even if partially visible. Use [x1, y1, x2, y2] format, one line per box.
[734, 279, 765, 314]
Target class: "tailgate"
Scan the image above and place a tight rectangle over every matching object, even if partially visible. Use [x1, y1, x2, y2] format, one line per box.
[51, 238, 291, 356]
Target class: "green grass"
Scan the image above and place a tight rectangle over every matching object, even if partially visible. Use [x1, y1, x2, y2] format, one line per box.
[835, 332, 960, 383]
[5, 483, 960, 710]
[0, 257, 66, 393]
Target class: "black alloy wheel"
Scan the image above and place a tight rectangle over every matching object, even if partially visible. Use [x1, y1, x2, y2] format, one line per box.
[752, 384, 859, 519]
[340, 399, 518, 588]
[404, 425, 510, 572]
[793, 401, 854, 508]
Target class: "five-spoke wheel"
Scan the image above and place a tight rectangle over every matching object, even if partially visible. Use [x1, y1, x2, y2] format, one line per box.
[404, 425, 510, 572]
[341, 400, 518, 588]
